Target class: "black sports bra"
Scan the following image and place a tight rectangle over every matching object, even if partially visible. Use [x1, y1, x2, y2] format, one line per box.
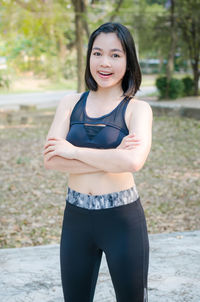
[66, 91, 132, 149]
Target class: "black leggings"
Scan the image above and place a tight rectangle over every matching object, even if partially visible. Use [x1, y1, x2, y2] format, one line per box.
[60, 196, 149, 302]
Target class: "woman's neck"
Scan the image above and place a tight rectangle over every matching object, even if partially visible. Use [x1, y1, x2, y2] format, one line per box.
[89, 86, 124, 103]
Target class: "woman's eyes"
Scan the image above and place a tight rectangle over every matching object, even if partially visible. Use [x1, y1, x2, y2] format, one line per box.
[112, 53, 120, 58]
[93, 52, 101, 56]
[92, 52, 120, 58]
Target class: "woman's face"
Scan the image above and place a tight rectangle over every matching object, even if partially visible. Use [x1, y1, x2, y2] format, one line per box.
[89, 32, 127, 90]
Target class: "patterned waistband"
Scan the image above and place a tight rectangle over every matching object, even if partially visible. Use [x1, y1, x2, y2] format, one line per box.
[66, 186, 139, 210]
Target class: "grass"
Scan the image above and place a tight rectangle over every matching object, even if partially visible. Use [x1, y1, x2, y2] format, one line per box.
[0, 74, 158, 94]
[0, 77, 76, 94]
[0, 110, 199, 248]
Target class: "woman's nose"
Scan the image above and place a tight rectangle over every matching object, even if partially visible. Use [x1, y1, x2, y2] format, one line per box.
[100, 55, 111, 67]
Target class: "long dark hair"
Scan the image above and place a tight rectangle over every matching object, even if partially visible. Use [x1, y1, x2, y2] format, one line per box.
[85, 22, 141, 97]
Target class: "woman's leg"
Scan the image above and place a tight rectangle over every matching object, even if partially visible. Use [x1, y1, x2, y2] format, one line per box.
[92, 197, 149, 302]
[60, 203, 103, 302]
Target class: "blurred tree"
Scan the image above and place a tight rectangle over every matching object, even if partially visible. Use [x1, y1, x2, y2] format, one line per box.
[71, 0, 87, 92]
[151, 0, 200, 96]
[166, 0, 176, 97]
[176, 0, 200, 95]
[71, 0, 125, 92]
[0, 0, 74, 78]
[1, 0, 198, 96]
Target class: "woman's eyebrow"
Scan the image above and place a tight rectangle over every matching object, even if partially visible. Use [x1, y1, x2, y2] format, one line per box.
[92, 47, 124, 53]
[111, 48, 124, 53]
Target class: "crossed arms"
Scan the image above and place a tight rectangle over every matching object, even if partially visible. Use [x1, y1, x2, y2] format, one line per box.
[43, 95, 153, 174]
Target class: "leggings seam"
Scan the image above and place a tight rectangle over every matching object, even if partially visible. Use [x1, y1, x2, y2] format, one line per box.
[141, 215, 148, 302]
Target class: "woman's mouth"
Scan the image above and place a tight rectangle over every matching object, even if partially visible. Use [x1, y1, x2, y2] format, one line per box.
[98, 71, 113, 78]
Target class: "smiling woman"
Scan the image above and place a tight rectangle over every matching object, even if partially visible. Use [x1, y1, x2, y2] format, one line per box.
[43, 22, 152, 302]
[89, 34, 127, 88]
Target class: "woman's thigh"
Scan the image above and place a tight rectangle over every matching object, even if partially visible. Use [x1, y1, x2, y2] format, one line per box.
[60, 205, 103, 302]
[92, 198, 149, 302]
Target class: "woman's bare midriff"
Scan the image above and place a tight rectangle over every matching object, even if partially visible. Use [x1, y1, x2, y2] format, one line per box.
[68, 172, 135, 195]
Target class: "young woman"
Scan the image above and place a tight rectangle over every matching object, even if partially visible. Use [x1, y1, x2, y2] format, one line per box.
[43, 22, 152, 302]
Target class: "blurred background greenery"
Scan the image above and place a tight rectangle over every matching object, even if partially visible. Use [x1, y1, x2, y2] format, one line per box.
[0, 0, 199, 97]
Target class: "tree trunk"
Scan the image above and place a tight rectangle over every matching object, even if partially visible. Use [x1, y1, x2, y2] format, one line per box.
[158, 50, 164, 73]
[176, 0, 200, 96]
[192, 59, 199, 96]
[166, 0, 176, 98]
[72, 0, 85, 92]
[57, 35, 67, 65]
[110, 0, 124, 22]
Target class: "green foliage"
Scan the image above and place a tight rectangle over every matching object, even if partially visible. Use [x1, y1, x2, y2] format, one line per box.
[156, 76, 184, 99]
[182, 76, 195, 96]
[155, 76, 167, 98]
[146, 0, 166, 5]
[0, 71, 11, 89]
[169, 78, 184, 99]
[0, 0, 74, 78]
[0, 0, 198, 86]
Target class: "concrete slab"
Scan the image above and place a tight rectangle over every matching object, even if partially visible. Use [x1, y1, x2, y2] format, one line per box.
[0, 230, 200, 302]
[1, 89, 200, 120]
[143, 101, 200, 120]
[0, 87, 156, 110]
[137, 95, 200, 120]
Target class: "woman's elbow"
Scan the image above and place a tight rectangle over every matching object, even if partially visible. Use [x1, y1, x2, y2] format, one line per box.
[43, 157, 52, 170]
[128, 161, 143, 173]
[128, 156, 146, 173]
[127, 146, 151, 172]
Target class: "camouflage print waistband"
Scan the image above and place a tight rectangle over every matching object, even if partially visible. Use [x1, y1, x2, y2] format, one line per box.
[66, 186, 139, 210]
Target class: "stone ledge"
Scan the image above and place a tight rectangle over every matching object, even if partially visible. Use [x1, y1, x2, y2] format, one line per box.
[0, 230, 200, 302]
[148, 101, 200, 120]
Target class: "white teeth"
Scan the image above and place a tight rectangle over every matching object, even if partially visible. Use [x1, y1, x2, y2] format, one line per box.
[99, 72, 112, 75]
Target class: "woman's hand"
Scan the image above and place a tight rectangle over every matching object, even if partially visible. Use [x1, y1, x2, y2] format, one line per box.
[43, 137, 77, 161]
[117, 133, 141, 150]
[43, 133, 140, 162]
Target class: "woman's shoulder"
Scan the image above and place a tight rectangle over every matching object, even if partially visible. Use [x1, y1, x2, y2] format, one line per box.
[125, 98, 153, 129]
[128, 98, 152, 116]
[56, 91, 89, 116]
[59, 91, 83, 109]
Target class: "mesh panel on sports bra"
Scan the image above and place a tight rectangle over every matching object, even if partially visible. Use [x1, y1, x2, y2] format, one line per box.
[84, 123, 106, 140]
[66, 91, 132, 149]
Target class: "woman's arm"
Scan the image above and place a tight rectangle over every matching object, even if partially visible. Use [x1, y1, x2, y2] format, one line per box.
[44, 133, 139, 173]
[43, 92, 104, 173]
[44, 155, 103, 173]
[73, 101, 152, 173]
[44, 101, 152, 173]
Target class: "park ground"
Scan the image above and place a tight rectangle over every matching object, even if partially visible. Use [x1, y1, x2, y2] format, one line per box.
[0, 105, 199, 248]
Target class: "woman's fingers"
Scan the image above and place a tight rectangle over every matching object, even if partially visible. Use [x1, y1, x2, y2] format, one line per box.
[125, 134, 140, 141]
[44, 138, 61, 149]
[125, 142, 140, 148]
[43, 145, 55, 155]
[125, 139, 140, 143]
[47, 137, 59, 141]
[44, 142, 54, 150]
[124, 140, 141, 149]
[43, 137, 60, 148]
[125, 145, 137, 150]
[45, 150, 56, 161]
[43, 144, 54, 152]
[125, 140, 141, 145]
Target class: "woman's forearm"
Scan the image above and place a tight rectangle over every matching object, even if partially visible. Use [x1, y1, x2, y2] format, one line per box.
[74, 147, 134, 173]
[44, 155, 104, 174]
